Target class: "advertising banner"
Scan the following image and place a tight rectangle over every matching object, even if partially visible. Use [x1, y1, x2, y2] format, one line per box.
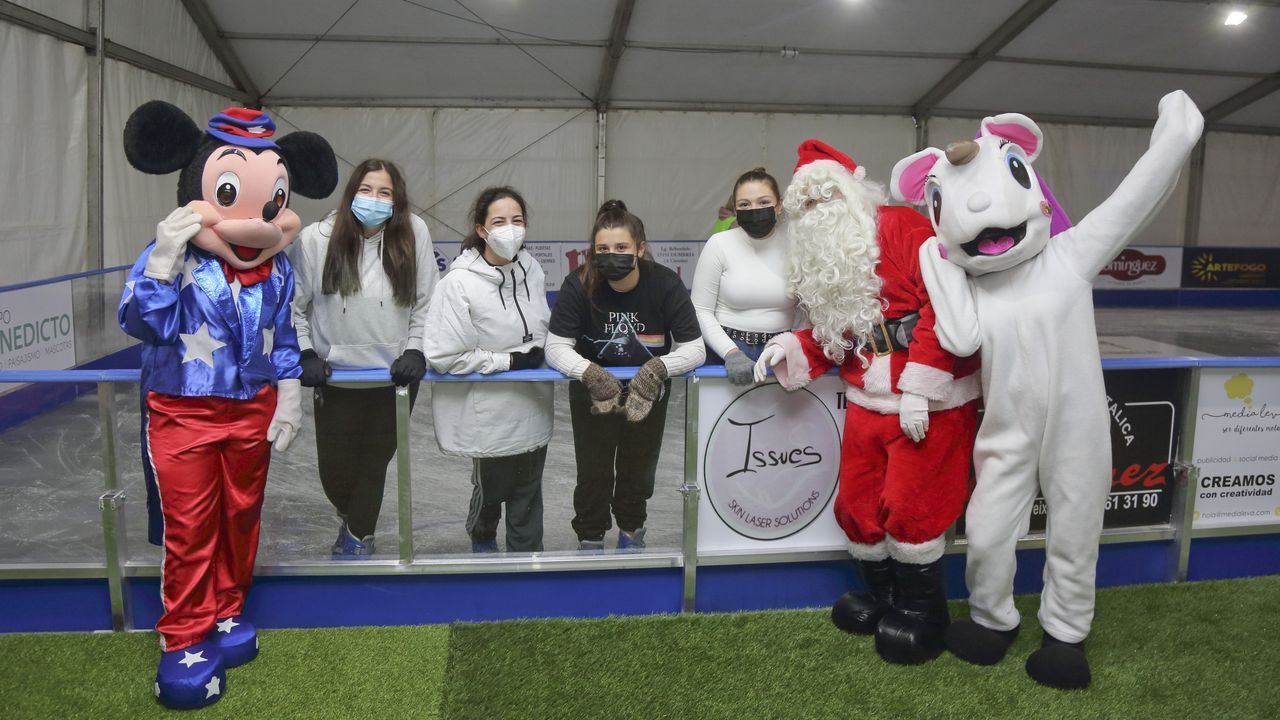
[434, 240, 704, 293]
[1182, 247, 1280, 289]
[956, 368, 1184, 537]
[0, 280, 77, 394]
[1192, 368, 1280, 529]
[696, 376, 849, 553]
[1094, 246, 1183, 289]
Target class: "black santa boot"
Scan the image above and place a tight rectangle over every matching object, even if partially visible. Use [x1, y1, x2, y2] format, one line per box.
[831, 559, 895, 635]
[874, 559, 950, 664]
[1026, 632, 1091, 690]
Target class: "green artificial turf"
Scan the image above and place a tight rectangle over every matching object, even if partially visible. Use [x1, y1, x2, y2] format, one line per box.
[439, 576, 1280, 720]
[0, 624, 450, 720]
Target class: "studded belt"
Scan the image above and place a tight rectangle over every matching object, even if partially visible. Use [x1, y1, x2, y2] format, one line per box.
[722, 326, 784, 346]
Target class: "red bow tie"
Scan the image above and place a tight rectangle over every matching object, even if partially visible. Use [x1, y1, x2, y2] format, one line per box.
[220, 258, 274, 287]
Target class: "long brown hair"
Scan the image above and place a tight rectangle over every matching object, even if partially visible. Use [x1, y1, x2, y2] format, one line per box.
[321, 159, 417, 307]
[461, 186, 529, 255]
[580, 199, 651, 303]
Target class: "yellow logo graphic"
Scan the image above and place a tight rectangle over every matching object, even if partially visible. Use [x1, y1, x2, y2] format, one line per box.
[1224, 373, 1254, 407]
[1194, 511, 1201, 522]
[1274, 507, 1280, 518]
[1191, 253, 1217, 281]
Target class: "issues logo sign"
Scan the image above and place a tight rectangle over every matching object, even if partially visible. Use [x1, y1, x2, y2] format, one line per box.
[703, 384, 841, 540]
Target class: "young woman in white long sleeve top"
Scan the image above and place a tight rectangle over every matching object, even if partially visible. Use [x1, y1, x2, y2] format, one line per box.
[690, 167, 796, 385]
[424, 187, 553, 553]
[290, 159, 439, 559]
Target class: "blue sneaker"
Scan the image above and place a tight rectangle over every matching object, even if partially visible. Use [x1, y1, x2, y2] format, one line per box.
[330, 513, 349, 556]
[617, 528, 647, 550]
[331, 525, 375, 560]
[577, 538, 605, 553]
[211, 615, 258, 668]
[471, 539, 499, 553]
[155, 639, 226, 709]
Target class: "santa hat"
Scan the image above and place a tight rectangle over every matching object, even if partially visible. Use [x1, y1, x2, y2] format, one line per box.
[207, 107, 279, 149]
[793, 139, 867, 183]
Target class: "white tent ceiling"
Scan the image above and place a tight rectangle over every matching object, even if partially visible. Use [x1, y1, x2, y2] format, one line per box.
[181, 0, 1280, 131]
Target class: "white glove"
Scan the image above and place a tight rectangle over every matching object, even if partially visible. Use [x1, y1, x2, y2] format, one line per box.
[753, 344, 786, 384]
[267, 378, 302, 452]
[1150, 90, 1204, 155]
[144, 206, 202, 282]
[899, 391, 930, 443]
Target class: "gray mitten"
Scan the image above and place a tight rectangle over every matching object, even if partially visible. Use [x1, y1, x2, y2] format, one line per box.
[724, 350, 756, 386]
[581, 363, 623, 415]
[622, 357, 668, 422]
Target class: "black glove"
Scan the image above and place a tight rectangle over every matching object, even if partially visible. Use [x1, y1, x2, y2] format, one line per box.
[509, 346, 545, 371]
[299, 348, 331, 387]
[390, 348, 426, 386]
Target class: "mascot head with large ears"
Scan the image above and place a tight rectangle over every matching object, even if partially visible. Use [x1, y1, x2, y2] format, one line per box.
[891, 114, 1059, 276]
[124, 101, 337, 270]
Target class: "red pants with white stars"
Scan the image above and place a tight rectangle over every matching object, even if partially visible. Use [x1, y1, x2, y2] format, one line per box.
[145, 386, 275, 651]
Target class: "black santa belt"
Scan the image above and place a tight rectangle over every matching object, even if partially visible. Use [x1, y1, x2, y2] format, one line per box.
[868, 312, 920, 357]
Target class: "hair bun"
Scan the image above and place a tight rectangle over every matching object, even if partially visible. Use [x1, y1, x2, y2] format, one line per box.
[751, 166, 767, 174]
[598, 199, 628, 215]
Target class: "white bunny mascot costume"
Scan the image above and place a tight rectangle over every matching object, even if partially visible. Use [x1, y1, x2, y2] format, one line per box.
[889, 90, 1203, 689]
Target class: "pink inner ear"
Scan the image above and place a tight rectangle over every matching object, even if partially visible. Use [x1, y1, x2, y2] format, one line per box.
[985, 121, 1039, 157]
[897, 154, 939, 203]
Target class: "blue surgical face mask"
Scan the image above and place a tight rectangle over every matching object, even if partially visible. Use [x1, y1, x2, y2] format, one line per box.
[351, 195, 393, 229]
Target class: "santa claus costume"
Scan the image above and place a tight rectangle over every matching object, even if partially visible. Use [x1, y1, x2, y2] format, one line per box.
[755, 140, 980, 664]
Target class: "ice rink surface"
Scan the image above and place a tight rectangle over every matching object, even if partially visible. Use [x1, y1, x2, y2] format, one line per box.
[2, 307, 1278, 566]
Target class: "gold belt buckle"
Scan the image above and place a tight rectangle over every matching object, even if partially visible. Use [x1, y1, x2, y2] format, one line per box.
[872, 320, 893, 357]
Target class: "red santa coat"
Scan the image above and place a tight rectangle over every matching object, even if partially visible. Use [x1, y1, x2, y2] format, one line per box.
[769, 206, 981, 561]
[774, 206, 980, 410]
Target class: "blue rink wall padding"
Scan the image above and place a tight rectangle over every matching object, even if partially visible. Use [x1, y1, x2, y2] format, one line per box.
[1094, 288, 1280, 308]
[0, 579, 113, 633]
[3, 536, 1277, 632]
[0, 344, 142, 433]
[126, 567, 685, 630]
[1187, 534, 1280, 581]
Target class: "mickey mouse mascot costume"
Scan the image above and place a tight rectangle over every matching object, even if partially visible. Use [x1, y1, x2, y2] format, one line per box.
[119, 101, 336, 708]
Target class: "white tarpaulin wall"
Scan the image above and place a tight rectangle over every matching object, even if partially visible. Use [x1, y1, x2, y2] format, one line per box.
[3, 2, 1280, 286]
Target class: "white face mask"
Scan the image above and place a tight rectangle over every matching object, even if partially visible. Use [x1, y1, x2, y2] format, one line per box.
[484, 224, 526, 261]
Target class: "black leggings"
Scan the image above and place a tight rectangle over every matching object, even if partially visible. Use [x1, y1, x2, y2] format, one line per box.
[313, 383, 419, 538]
[568, 379, 671, 541]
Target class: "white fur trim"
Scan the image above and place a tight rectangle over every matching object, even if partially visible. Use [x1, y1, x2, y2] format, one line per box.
[847, 538, 889, 562]
[793, 158, 857, 185]
[844, 384, 901, 415]
[928, 371, 982, 410]
[898, 362, 954, 401]
[769, 333, 812, 391]
[862, 353, 893, 395]
[886, 533, 947, 564]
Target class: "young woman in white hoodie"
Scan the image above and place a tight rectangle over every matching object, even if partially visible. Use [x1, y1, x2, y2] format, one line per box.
[424, 186, 553, 553]
[291, 159, 439, 559]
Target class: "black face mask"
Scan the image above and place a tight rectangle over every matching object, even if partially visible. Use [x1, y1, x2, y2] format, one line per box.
[736, 206, 777, 239]
[593, 252, 636, 281]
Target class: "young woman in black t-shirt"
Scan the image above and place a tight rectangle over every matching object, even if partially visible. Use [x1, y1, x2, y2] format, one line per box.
[545, 200, 705, 550]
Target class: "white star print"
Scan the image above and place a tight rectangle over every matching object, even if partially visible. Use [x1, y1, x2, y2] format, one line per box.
[229, 278, 243, 306]
[179, 322, 226, 368]
[154, 681, 161, 697]
[216, 617, 240, 634]
[179, 257, 200, 291]
[123, 280, 136, 303]
[204, 675, 221, 699]
[177, 650, 208, 668]
[262, 327, 274, 356]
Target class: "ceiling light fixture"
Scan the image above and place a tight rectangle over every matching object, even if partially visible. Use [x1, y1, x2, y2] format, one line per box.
[1224, 9, 1248, 25]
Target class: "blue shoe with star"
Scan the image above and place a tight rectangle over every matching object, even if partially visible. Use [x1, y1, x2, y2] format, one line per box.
[617, 528, 647, 551]
[155, 639, 226, 710]
[212, 615, 259, 668]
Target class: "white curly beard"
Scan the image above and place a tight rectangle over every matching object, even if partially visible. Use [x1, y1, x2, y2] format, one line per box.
[783, 168, 885, 366]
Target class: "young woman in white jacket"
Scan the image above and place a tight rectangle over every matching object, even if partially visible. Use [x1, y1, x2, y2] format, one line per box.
[424, 186, 553, 553]
[290, 159, 439, 559]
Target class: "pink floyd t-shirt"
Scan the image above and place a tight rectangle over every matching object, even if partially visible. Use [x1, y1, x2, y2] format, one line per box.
[549, 261, 701, 367]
